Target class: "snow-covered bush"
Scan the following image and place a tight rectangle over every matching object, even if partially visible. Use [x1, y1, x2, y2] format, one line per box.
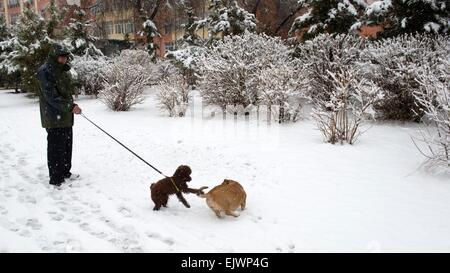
[412, 64, 450, 172]
[293, 33, 365, 101]
[311, 67, 382, 144]
[154, 60, 180, 83]
[166, 45, 206, 86]
[360, 33, 449, 121]
[257, 62, 304, 122]
[71, 55, 110, 97]
[197, 32, 298, 115]
[156, 72, 190, 117]
[99, 50, 153, 111]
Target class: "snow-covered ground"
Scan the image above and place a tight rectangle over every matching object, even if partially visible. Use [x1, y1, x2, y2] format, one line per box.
[0, 89, 449, 252]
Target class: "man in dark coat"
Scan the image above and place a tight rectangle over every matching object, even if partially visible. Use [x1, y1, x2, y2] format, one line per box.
[37, 44, 82, 186]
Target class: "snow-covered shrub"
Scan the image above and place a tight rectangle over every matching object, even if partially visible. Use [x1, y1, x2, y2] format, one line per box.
[114, 49, 152, 67]
[166, 45, 206, 86]
[156, 72, 190, 117]
[412, 64, 450, 172]
[360, 33, 449, 121]
[257, 62, 304, 122]
[99, 50, 152, 111]
[71, 55, 110, 97]
[293, 33, 365, 101]
[311, 67, 382, 144]
[154, 60, 179, 83]
[197, 32, 297, 114]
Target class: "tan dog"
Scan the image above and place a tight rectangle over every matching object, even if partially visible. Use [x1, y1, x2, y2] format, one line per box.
[200, 179, 246, 218]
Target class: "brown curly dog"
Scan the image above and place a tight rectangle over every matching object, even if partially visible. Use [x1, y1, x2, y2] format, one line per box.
[150, 165, 208, 211]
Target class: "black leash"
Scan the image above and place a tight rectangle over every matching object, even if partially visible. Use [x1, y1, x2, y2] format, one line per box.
[80, 113, 168, 178]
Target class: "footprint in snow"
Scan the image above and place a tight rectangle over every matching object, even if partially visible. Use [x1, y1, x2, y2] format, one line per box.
[17, 195, 37, 205]
[47, 211, 64, 221]
[118, 206, 132, 218]
[18, 229, 32, 238]
[0, 206, 8, 215]
[67, 217, 81, 224]
[288, 244, 296, 252]
[79, 222, 90, 232]
[25, 218, 42, 230]
[145, 232, 175, 246]
[0, 218, 20, 232]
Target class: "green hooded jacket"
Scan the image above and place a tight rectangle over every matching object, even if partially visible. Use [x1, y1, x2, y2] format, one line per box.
[37, 44, 76, 128]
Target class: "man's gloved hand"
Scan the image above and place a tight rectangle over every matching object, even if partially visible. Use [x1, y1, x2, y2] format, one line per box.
[73, 105, 82, 115]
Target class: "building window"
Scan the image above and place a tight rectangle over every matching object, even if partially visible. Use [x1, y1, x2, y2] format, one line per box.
[124, 20, 134, 34]
[105, 21, 114, 35]
[164, 23, 172, 34]
[165, 42, 174, 52]
[8, 0, 19, 8]
[114, 20, 124, 34]
[90, 6, 98, 16]
[9, 13, 19, 24]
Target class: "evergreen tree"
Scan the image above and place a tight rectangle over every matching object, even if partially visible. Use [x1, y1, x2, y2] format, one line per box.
[64, 8, 103, 57]
[207, 0, 257, 43]
[360, 0, 449, 38]
[141, 9, 160, 62]
[289, 0, 366, 41]
[0, 15, 20, 92]
[46, 0, 63, 39]
[1, 7, 53, 94]
[180, 7, 203, 46]
[0, 16, 9, 42]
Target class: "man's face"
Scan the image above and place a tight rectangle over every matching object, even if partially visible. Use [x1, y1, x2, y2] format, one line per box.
[57, 55, 68, 65]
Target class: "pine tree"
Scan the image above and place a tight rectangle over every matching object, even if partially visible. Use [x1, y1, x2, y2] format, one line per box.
[360, 0, 449, 38]
[180, 7, 203, 46]
[46, 0, 62, 39]
[0, 16, 9, 42]
[2, 7, 52, 94]
[0, 15, 20, 92]
[141, 9, 160, 62]
[64, 8, 103, 57]
[207, 0, 257, 43]
[289, 0, 366, 41]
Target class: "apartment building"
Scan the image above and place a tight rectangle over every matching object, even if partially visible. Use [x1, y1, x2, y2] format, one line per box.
[0, 0, 74, 25]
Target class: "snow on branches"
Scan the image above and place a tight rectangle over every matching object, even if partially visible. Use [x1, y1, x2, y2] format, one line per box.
[289, 0, 367, 41]
[207, 0, 257, 42]
[63, 8, 103, 57]
[72, 55, 110, 97]
[360, 33, 449, 121]
[156, 72, 190, 117]
[412, 63, 450, 172]
[311, 67, 382, 144]
[360, 0, 449, 37]
[99, 50, 152, 111]
[196, 32, 301, 121]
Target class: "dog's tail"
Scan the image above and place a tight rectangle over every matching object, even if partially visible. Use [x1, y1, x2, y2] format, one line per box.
[196, 186, 209, 198]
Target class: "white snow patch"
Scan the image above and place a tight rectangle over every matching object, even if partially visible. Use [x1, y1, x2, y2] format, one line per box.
[0, 89, 449, 252]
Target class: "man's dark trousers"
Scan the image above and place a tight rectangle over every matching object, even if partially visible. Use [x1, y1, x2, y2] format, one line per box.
[46, 127, 72, 185]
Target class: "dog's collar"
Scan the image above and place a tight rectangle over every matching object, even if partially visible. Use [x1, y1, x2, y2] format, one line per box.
[169, 177, 181, 192]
